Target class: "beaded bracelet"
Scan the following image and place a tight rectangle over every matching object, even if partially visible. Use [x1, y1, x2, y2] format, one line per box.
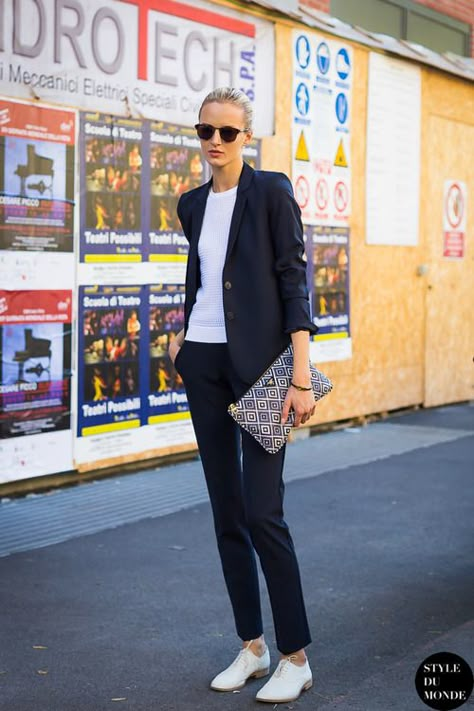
[290, 381, 312, 391]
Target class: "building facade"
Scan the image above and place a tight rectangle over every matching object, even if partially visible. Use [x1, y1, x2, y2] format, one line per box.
[303, 0, 474, 56]
[0, 0, 472, 491]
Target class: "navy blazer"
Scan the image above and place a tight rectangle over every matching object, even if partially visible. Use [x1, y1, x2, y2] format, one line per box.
[177, 161, 318, 389]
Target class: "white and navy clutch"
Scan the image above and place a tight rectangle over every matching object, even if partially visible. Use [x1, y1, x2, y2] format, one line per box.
[227, 343, 333, 454]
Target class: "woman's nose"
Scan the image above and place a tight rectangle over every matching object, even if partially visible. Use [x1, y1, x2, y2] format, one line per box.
[210, 128, 222, 144]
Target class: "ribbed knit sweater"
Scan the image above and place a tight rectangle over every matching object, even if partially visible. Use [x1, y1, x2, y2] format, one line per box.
[186, 184, 238, 342]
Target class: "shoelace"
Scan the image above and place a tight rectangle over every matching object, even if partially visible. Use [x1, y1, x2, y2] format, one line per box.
[231, 639, 267, 670]
[232, 648, 251, 669]
[274, 654, 300, 678]
[231, 639, 257, 670]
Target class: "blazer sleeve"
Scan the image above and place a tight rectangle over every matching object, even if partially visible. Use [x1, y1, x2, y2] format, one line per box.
[268, 173, 319, 335]
[177, 193, 191, 243]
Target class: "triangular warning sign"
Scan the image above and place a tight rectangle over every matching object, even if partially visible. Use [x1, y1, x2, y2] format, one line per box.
[295, 130, 310, 161]
[334, 138, 348, 167]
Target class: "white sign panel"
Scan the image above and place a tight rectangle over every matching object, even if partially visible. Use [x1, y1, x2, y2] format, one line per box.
[291, 32, 353, 226]
[0, 0, 274, 136]
[73, 421, 196, 468]
[0, 431, 73, 483]
[366, 53, 421, 246]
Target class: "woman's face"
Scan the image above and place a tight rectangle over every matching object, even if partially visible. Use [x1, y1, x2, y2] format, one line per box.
[198, 101, 252, 168]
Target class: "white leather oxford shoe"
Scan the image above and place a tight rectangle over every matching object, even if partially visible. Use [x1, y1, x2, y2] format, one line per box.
[210, 640, 270, 692]
[255, 654, 313, 703]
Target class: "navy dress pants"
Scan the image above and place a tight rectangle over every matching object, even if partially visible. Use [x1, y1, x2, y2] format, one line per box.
[175, 339, 312, 655]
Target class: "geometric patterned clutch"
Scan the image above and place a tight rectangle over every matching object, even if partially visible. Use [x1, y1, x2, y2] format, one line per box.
[227, 343, 333, 454]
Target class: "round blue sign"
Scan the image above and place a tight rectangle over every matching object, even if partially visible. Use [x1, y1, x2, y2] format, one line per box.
[336, 48, 351, 80]
[335, 92, 348, 124]
[295, 35, 311, 69]
[316, 42, 330, 75]
[295, 83, 310, 116]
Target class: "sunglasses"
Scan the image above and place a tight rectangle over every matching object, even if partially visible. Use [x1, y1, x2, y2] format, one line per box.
[194, 123, 249, 143]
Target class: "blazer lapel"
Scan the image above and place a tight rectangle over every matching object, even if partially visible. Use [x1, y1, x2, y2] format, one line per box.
[190, 180, 212, 245]
[224, 191, 247, 264]
[187, 180, 211, 292]
[225, 161, 254, 262]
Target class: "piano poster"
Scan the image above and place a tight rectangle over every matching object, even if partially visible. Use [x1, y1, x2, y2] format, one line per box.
[0, 290, 72, 439]
[79, 113, 144, 264]
[0, 99, 75, 252]
[77, 285, 146, 439]
[146, 284, 189, 425]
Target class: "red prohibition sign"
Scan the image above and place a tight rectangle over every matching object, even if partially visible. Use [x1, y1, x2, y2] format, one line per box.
[445, 183, 464, 229]
[295, 175, 310, 209]
[316, 178, 329, 210]
[334, 180, 348, 212]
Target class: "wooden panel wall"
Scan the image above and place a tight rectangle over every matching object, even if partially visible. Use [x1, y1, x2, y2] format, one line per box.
[263, 25, 433, 425]
[421, 73, 474, 406]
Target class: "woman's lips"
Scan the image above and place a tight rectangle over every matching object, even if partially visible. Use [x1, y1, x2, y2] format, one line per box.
[209, 150, 223, 156]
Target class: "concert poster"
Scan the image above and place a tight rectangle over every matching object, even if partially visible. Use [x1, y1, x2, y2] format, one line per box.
[306, 225, 352, 362]
[0, 290, 72, 438]
[77, 285, 146, 437]
[80, 113, 145, 262]
[146, 284, 188, 424]
[0, 99, 75, 252]
[148, 122, 201, 257]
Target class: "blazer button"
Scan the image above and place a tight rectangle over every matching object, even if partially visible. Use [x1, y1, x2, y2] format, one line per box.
[224, 280, 232, 290]
[226, 311, 235, 320]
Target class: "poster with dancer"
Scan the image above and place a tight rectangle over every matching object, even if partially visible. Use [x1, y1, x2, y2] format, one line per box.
[307, 225, 352, 362]
[79, 113, 144, 267]
[0, 98, 75, 252]
[0, 290, 72, 439]
[147, 284, 188, 424]
[148, 122, 201, 283]
[77, 285, 145, 439]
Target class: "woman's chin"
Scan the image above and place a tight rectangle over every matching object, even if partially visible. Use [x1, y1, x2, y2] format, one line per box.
[207, 153, 225, 162]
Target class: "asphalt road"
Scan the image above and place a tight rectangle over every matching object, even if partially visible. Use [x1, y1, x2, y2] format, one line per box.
[0, 403, 473, 711]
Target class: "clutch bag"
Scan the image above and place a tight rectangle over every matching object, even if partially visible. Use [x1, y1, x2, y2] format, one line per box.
[227, 343, 333, 454]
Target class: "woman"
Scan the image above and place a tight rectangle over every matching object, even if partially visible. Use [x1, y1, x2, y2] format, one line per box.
[169, 87, 318, 704]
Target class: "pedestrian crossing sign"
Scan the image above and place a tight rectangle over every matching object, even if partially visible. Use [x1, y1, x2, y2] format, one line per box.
[295, 130, 310, 161]
[334, 138, 348, 167]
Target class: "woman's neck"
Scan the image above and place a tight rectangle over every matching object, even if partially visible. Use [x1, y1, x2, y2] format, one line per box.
[211, 159, 243, 193]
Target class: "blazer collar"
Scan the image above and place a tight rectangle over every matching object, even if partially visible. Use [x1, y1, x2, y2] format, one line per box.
[205, 159, 254, 195]
[192, 160, 254, 210]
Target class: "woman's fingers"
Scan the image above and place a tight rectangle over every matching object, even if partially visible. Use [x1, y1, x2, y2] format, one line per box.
[283, 392, 316, 426]
[281, 395, 291, 424]
[169, 342, 181, 365]
[299, 406, 316, 426]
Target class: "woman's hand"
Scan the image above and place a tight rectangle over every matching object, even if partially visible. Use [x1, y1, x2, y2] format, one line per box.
[168, 330, 185, 365]
[281, 386, 316, 427]
[281, 329, 315, 426]
[169, 340, 181, 365]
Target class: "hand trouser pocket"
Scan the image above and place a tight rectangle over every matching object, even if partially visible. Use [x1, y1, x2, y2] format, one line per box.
[173, 339, 187, 371]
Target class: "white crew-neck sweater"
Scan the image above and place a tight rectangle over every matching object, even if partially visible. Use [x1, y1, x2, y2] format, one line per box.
[186, 184, 238, 342]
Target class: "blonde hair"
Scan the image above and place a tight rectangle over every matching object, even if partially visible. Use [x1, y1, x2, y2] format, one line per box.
[198, 87, 253, 131]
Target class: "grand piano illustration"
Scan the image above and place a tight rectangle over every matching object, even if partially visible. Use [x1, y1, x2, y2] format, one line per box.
[13, 328, 52, 382]
[14, 144, 54, 196]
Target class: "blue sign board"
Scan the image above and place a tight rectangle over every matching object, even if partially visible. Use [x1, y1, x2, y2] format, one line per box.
[336, 48, 351, 80]
[295, 83, 310, 116]
[316, 42, 330, 75]
[335, 93, 348, 124]
[296, 35, 311, 70]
